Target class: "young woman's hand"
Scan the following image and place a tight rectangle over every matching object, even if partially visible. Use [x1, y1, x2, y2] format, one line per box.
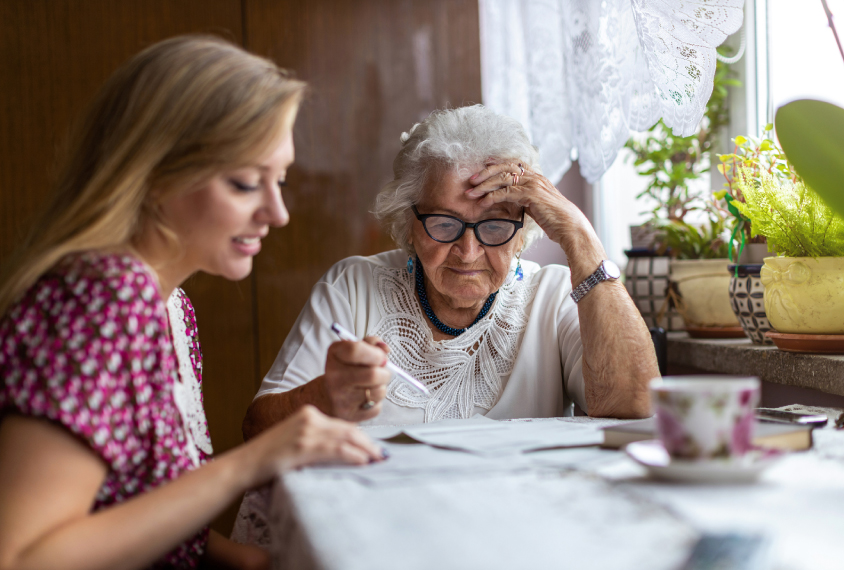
[243, 404, 385, 486]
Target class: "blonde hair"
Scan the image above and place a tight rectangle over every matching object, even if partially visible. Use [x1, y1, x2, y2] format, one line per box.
[0, 35, 305, 316]
[373, 105, 545, 255]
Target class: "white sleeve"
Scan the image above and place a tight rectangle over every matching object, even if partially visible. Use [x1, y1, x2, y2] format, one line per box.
[558, 295, 587, 414]
[255, 280, 356, 398]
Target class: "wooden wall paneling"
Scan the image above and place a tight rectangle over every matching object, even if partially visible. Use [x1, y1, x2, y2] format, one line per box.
[0, 0, 251, 535]
[244, 0, 482, 381]
[0, 0, 242, 261]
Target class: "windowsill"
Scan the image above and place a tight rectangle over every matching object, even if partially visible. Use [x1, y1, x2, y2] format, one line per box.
[667, 332, 844, 397]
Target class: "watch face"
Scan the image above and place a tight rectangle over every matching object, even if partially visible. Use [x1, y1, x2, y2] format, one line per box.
[602, 260, 621, 279]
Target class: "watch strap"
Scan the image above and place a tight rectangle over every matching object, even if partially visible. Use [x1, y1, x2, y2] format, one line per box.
[570, 262, 613, 303]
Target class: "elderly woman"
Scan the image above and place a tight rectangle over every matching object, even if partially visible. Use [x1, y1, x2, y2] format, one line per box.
[242, 105, 656, 437]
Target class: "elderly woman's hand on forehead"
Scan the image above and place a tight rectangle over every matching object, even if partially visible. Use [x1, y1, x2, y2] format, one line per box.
[466, 162, 593, 252]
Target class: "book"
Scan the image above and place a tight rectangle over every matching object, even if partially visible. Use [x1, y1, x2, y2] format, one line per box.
[601, 417, 813, 451]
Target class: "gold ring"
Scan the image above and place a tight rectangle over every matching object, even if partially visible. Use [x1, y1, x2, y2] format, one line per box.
[361, 388, 376, 410]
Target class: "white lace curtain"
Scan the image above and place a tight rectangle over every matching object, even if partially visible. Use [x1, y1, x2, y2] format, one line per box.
[479, 0, 745, 183]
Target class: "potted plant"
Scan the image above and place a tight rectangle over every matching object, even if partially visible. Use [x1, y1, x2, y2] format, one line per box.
[652, 204, 740, 334]
[625, 59, 741, 335]
[729, 154, 844, 348]
[747, 11, 844, 352]
[714, 128, 792, 344]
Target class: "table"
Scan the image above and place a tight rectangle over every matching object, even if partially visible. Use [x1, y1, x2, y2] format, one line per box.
[232, 414, 844, 570]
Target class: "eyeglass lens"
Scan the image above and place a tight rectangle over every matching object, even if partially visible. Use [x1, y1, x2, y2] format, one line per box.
[424, 216, 517, 245]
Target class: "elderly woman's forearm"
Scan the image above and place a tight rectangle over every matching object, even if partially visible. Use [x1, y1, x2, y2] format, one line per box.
[242, 380, 332, 441]
[577, 281, 657, 418]
[582, 336, 655, 418]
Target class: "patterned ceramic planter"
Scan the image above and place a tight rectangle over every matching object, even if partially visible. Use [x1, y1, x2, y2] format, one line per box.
[728, 264, 774, 345]
[624, 254, 684, 331]
[761, 257, 844, 334]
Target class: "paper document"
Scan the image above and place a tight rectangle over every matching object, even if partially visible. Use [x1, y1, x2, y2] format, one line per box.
[365, 415, 603, 455]
[309, 441, 532, 485]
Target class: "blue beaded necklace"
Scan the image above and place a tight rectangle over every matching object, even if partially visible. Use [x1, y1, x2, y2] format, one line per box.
[414, 257, 497, 337]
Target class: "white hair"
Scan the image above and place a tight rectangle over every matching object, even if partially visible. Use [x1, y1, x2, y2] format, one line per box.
[373, 105, 546, 255]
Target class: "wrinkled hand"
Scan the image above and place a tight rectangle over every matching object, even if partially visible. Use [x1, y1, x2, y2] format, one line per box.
[249, 405, 385, 483]
[322, 337, 393, 422]
[467, 161, 593, 249]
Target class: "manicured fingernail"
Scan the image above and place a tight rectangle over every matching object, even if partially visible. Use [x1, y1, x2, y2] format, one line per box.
[470, 173, 478, 180]
[381, 447, 391, 459]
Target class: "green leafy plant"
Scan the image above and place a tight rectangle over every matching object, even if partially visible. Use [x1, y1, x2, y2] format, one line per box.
[626, 58, 739, 258]
[651, 207, 732, 260]
[714, 126, 797, 261]
[731, 167, 844, 258]
[717, 126, 798, 193]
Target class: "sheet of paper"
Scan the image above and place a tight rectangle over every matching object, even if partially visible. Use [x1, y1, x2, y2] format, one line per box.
[364, 415, 603, 456]
[307, 440, 534, 485]
[362, 414, 497, 440]
[311, 418, 608, 486]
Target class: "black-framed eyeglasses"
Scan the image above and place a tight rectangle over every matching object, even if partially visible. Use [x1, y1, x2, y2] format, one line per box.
[411, 205, 524, 247]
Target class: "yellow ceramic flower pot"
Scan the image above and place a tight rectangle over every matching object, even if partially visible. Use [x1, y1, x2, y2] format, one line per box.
[760, 257, 844, 334]
[670, 259, 740, 327]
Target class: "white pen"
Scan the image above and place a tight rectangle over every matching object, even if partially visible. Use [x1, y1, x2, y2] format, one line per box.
[330, 322, 430, 395]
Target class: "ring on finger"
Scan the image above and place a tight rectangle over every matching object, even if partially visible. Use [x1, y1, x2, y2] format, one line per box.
[360, 388, 376, 411]
[512, 173, 519, 186]
[518, 163, 525, 176]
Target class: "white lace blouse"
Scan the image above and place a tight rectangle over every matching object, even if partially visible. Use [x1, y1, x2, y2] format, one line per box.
[256, 250, 587, 424]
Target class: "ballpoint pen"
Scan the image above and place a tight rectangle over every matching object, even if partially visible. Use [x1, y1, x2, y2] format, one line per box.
[330, 322, 430, 395]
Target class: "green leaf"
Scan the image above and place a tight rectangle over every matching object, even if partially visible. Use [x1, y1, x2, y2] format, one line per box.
[734, 135, 747, 145]
[732, 165, 844, 257]
[713, 189, 728, 200]
[764, 123, 774, 132]
[760, 140, 773, 151]
[776, 100, 844, 218]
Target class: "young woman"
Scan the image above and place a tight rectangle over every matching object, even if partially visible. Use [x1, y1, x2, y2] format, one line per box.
[0, 36, 390, 570]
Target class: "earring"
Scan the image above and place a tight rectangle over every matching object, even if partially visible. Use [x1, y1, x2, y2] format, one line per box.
[407, 256, 414, 274]
[515, 253, 524, 281]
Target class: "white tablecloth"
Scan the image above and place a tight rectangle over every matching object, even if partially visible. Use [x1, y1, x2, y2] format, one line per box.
[232, 414, 844, 570]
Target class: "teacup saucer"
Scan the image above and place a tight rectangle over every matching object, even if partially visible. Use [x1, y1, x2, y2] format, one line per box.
[625, 440, 781, 484]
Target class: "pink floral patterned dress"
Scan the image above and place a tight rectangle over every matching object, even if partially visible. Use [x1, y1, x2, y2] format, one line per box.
[0, 251, 214, 568]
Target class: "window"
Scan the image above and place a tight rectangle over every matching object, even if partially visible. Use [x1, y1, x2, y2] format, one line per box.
[765, 0, 844, 125]
[596, 0, 844, 267]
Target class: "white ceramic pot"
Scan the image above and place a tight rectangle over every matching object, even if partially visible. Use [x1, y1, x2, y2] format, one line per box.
[737, 242, 774, 264]
[629, 224, 658, 250]
[760, 256, 844, 334]
[670, 259, 740, 327]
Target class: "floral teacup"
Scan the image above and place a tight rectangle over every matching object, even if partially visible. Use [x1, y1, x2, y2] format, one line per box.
[650, 376, 760, 460]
